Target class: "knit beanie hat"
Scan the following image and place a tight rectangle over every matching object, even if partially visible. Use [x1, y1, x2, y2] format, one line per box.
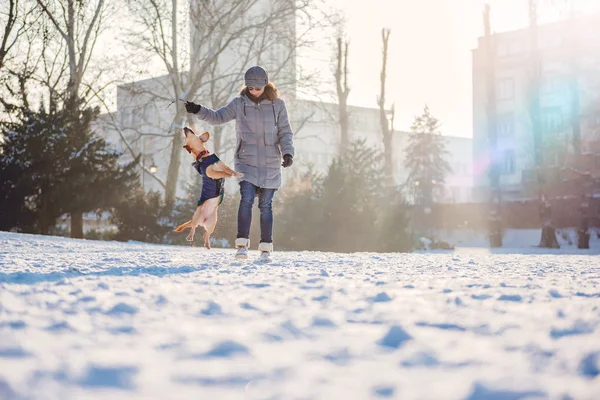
[244, 66, 269, 87]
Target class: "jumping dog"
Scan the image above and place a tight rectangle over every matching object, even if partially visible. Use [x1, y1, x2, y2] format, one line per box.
[173, 127, 242, 248]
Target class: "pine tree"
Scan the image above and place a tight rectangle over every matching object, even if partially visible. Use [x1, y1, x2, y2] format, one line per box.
[404, 106, 451, 236]
[59, 98, 139, 237]
[404, 106, 451, 205]
[274, 168, 325, 251]
[0, 101, 138, 235]
[376, 187, 413, 253]
[1, 105, 74, 234]
[110, 189, 172, 243]
[0, 132, 38, 233]
[317, 140, 379, 251]
[273, 140, 412, 253]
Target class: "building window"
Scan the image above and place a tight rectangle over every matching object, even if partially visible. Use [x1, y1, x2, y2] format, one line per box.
[496, 113, 515, 137]
[497, 78, 514, 100]
[541, 107, 563, 132]
[541, 75, 564, 95]
[502, 149, 516, 174]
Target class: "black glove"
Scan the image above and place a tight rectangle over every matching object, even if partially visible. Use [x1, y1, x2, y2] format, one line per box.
[185, 101, 201, 114]
[282, 154, 293, 168]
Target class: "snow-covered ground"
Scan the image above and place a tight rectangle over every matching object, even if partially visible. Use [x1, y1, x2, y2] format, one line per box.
[435, 228, 600, 250]
[1, 231, 599, 400]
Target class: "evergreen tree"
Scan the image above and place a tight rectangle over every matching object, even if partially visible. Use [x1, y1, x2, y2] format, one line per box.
[0, 141, 37, 233]
[1, 105, 75, 234]
[110, 189, 172, 243]
[318, 141, 381, 252]
[404, 106, 451, 206]
[376, 187, 413, 253]
[275, 168, 324, 251]
[61, 98, 139, 237]
[275, 139, 413, 253]
[0, 101, 138, 235]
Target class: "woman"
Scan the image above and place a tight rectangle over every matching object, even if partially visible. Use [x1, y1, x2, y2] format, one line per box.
[185, 65, 294, 261]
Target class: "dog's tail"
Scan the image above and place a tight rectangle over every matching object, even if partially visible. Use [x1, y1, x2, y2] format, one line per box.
[174, 220, 192, 232]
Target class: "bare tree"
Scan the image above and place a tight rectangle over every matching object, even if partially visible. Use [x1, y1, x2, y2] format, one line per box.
[0, 0, 41, 111]
[1, 0, 41, 71]
[565, 0, 595, 249]
[36, 0, 106, 103]
[335, 37, 350, 150]
[377, 28, 394, 181]
[483, 4, 503, 247]
[35, 0, 111, 238]
[528, 0, 559, 248]
[1, 0, 20, 70]
[119, 0, 335, 207]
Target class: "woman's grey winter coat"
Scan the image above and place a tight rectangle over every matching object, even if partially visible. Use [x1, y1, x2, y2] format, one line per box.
[194, 94, 294, 189]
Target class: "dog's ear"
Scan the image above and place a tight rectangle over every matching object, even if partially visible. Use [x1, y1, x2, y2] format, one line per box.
[199, 131, 210, 142]
[183, 145, 192, 154]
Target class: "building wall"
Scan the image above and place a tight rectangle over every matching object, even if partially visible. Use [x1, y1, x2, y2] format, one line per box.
[472, 12, 600, 202]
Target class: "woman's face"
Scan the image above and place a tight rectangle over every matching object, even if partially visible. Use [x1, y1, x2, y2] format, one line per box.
[247, 86, 265, 97]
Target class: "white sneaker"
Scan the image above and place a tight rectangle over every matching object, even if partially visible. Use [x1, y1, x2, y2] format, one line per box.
[258, 242, 273, 263]
[235, 238, 249, 259]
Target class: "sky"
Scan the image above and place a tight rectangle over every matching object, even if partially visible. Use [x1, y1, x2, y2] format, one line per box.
[327, 0, 600, 138]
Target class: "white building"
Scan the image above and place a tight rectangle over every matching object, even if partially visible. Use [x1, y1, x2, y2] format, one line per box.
[472, 12, 600, 202]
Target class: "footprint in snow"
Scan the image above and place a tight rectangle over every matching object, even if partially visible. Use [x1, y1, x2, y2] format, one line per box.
[377, 325, 412, 349]
[202, 340, 249, 358]
[200, 301, 223, 316]
[369, 292, 392, 302]
[497, 294, 523, 302]
[44, 321, 76, 333]
[240, 302, 260, 311]
[311, 316, 337, 328]
[105, 302, 138, 316]
[464, 382, 545, 400]
[371, 385, 395, 398]
[78, 364, 138, 389]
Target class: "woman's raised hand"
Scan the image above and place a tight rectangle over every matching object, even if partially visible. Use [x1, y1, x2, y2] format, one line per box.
[185, 101, 201, 114]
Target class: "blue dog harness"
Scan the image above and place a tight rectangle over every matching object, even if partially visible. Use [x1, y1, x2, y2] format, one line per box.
[193, 154, 224, 207]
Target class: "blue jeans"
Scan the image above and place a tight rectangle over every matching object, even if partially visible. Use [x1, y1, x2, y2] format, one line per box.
[237, 181, 276, 243]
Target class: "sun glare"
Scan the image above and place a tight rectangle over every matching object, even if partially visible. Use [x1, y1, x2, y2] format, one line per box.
[484, 0, 600, 33]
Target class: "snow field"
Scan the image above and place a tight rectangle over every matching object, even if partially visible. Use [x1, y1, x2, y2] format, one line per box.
[1, 232, 599, 399]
